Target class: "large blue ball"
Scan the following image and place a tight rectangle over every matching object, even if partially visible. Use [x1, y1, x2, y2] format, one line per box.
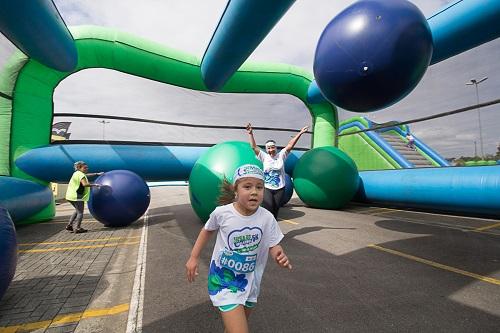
[89, 170, 151, 227]
[314, 0, 432, 112]
[0, 207, 17, 300]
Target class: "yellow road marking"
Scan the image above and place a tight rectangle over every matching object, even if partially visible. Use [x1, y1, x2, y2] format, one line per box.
[278, 218, 299, 225]
[347, 206, 396, 213]
[361, 207, 395, 214]
[0, 303, 129, 333]
[18, 235, 141, 246]
[348, 207, 500, 235]
[472, 222, 500, 232]
[18, 241, 140, 253]
[369, 244, 500, 286]
[344, 206, 397, 215]
[351, 205, 500, 223]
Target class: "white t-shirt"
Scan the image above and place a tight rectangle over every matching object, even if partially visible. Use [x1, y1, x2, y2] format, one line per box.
[204, 204, 284, 307]
[258, 149, 288, 190]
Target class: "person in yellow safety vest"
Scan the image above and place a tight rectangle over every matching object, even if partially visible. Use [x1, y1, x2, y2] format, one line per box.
[65, 161, 103, 233]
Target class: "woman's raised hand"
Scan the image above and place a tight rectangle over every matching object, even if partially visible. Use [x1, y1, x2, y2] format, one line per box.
[246, 123, 253, 134]
[300, 126, 309, 134]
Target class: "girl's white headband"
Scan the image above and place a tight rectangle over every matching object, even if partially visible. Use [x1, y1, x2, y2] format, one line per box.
[233, 164, 264, 184]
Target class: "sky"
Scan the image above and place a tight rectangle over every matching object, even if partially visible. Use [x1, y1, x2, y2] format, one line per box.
[3, 0, 499, 158]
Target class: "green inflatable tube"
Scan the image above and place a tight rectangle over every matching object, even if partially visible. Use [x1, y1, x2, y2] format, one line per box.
[0, 25, 339, 223]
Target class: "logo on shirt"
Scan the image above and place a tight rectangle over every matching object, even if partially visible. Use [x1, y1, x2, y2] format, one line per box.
[228, 227, 263, 253]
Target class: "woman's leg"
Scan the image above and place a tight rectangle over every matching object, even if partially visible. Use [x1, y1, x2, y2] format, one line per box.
[68, 211, 77, 226]
[272, 188, 285, 218]
[67, 201, 79, 228]
[262, 189, 274, 214]
[71, 201, 84, 230]
[221, 305, 249, 333]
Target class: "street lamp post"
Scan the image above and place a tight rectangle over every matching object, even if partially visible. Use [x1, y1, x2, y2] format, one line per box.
[466, 77, 488, 158]
[98, 120, 110, 140]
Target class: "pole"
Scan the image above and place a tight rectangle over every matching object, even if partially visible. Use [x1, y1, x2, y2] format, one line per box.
[474, 84, 484, 158]
[466, 77, 488, 159]
[98, 120, 110, 140]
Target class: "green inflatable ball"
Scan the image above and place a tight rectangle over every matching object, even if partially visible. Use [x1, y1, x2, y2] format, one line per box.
[189, 141, 262, 221]
[293, 146, 359, 209]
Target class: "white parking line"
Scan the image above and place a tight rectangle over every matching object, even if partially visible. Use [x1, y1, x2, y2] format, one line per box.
[126, 211, 149, 333]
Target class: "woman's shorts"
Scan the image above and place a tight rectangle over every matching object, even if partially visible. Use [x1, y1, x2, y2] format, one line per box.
[218, 301, 256, 312]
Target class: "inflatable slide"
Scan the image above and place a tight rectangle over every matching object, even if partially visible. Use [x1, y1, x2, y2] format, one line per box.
[338, 116, 450, 170]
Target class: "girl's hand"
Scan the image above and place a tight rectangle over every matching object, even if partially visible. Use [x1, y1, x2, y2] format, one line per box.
[300, 126, 309, 134]
[246, 123, 253, 134]
[275, 249, 292, 270]
[186, 256, 199, 282]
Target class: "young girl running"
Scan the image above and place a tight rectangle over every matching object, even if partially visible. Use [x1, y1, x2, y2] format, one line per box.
[186, 164, 292, 333]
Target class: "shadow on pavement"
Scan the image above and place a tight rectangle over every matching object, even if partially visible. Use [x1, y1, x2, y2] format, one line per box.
[142, 201, 500, 332]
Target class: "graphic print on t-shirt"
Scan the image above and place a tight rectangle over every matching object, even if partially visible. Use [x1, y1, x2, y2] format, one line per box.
[264, 169, 281, 188]
[208, 227, 263, 296]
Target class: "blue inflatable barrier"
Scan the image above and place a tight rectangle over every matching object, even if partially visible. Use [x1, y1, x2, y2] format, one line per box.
[0, 176, 53, 222]
[0, 207, 17, 300]
[0, 0, 77, 71]
[15, 144, 304, 183]
[201, 0, 296, 90]
[357, 166, 500, 216]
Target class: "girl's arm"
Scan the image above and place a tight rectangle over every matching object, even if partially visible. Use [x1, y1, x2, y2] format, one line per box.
[285, 126, 309, 153]
[80, 178, 100, 188]
[87, 172, 104, 177]
[186, 228, 215, 282]
[269, 244, 292, 270]
[246, 123, 260, 156]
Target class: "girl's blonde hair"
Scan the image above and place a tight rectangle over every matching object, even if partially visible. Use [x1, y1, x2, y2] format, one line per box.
[217, 176, 236, 205]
